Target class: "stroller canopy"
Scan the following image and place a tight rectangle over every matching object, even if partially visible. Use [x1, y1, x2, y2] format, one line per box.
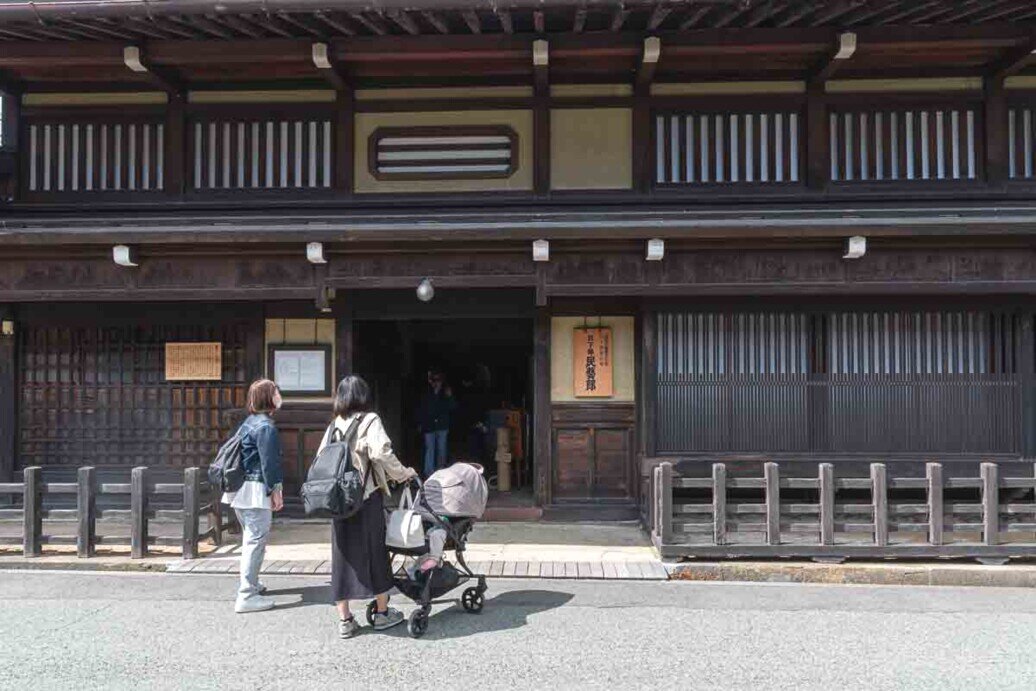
[422, 463, 488, 519]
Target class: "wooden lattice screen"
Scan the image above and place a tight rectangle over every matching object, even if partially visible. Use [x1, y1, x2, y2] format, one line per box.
[18, 321, 250, 469]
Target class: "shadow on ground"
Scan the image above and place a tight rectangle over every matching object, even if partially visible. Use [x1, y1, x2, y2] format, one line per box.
[266, 584, 573, 639]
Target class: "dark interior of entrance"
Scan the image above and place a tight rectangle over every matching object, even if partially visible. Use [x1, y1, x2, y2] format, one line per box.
[356, 317, 534, 493]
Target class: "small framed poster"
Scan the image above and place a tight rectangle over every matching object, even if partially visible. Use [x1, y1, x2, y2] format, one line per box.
[573, 327, 614, 398]
[165, 342, 223, 381]
[268, 344, 333, 397]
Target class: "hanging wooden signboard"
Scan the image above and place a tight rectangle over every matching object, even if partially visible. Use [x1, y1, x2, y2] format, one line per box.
[165, 342, 223, 381]
[573, 327, 614, 398]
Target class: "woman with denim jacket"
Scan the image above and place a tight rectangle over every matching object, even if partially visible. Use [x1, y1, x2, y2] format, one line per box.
[221, 379, 285, 613]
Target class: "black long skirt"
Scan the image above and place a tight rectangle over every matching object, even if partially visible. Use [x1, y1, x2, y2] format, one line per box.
[331, 492, 393, 602]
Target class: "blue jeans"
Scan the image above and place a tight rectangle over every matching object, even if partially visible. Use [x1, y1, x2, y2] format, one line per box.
[234, 507, 271, 605]
[423, 430, 449, 477]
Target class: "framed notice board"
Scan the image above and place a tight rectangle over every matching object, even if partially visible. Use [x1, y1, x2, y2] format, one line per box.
[165, 342, 223, 381]
[269, 344, 333, 397]
[573, 327, 614, 398]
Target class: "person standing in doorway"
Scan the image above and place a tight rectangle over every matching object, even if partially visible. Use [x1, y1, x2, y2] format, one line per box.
[417, 369, 457, 477]
[221, 379, 285, 614]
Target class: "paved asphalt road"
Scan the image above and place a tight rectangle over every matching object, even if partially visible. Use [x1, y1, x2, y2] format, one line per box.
[1, 571, 1035, 690]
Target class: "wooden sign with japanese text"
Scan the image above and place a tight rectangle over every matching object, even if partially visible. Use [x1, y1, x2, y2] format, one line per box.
[573, 327, 614, 398]
[165, 342, 223, 381]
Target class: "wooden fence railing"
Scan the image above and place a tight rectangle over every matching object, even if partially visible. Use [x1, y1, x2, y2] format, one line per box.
[651, 461, 1036, 562]
[0, 466, 232, 559]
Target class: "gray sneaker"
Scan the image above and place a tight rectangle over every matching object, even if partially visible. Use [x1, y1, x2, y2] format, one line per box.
[339, 617, 360, 639]
[372, 607, 405, 631]
[235, 595, 275, 614]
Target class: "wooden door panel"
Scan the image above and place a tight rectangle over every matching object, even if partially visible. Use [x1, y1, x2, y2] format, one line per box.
[554, 428, 593, 499]
[593, 428, 630, 498]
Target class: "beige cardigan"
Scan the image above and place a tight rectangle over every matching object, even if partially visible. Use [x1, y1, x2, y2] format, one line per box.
[316, 413, 413, 500]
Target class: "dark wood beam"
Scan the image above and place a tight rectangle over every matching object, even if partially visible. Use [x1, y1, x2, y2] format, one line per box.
[218, 14, 264, 38]
[877, 0, 943, 24]
[313, 12, 356, 37]
[498, 9, 514, 35]
[63, 18, 135, 40]
[990, 35, 1036, 80]
[635, 36, 661, 91]
[0, 305, 15, 484]
[811, 1, 867, 27]
[276, 12, 326, 38]
[348, 12, 388, 36]
[985, 1, 1036, 23]
[123, 45, 183, 93]
[811, 31, 857, 84]
[421, 11, 449, 35]
[679, 6, 713, 30]
[247, 13, 296, 38]
[805, 81, 828, 190]
[147, 17, 203, 40]
[51, 20, 122, 41]
[462, 10, 482, 35]
[932, 0, 993, 23]
[532, 38, 549, 196]
[334, 87, 354, 196]
[385, 10, 421, 36]
[14, 22, 81, 41]
[777, 3, 818, 27]
[746, 1, 786, 28]
[312, 41, 348, 90]
[714, 5, 749, 28]
[189, 15, 235, 39]
[0, 27, 48, 42]
[647, 5, 673, 32]
[164, 91, 186, 197]
[985, 76, 1008, 185]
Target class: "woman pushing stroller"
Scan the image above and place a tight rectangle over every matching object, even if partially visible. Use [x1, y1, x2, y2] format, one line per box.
[316, 375, 418, 639]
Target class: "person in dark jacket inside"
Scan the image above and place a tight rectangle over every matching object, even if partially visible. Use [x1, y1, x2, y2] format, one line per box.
[417, 369, 457, 477]
[221, 379, 285, 614]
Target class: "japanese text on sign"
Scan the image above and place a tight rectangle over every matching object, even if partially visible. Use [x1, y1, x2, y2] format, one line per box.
[573, 327, 614, 398]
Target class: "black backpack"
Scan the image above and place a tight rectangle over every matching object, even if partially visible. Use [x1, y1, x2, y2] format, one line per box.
[301, 415, 372, 519]
[208, 427, 246, 493]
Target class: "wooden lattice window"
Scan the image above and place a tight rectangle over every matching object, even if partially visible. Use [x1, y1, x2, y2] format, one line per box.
[829, 106, 980, 182]
[368, 125, 518, 180]
[24, 116, 165, 194]
[1008, 104, 1036, 179]
[190, 116, 333, 190]
[654, 111, 802, 185]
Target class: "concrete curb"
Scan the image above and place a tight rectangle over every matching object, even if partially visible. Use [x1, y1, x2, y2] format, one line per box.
[666, 560, 1036, 588]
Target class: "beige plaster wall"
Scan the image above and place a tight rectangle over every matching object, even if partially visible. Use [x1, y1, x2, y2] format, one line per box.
[354, 109, 534, 193]
[551, 316, 635, 403]
[550, 108, 632, 191]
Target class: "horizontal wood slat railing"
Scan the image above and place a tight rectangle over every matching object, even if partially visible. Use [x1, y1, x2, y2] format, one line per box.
[0, 466, 232, 560]
[652, 461, 1036, 562]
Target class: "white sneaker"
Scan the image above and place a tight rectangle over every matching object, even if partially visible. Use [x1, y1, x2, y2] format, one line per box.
[235, 595, 275, 614]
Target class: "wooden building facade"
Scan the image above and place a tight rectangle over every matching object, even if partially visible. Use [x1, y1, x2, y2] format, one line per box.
[3, 0, 1036, 528]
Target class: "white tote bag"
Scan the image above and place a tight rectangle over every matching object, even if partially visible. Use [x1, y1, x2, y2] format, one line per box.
[386, 486, 425, 549]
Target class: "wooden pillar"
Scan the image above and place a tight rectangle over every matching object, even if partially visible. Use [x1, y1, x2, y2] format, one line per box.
[0, 305, 15, 483]
[182, 467, 201, 560]
[639, 309, 657, 458]
[805, 81, 829, 190]
[985, 77, 1008, 185]
[712, 463, 726, 545]
[244, 304, 265, 383]
[632, 85, 652, 193]
[335, 301, 354, 382]
[533, 306, 551, 506]
[131, 466, 148, 559]
[926, 462, 944, 546]
[871, 463, 888, 547]
[334, 87, 354, 195]
[819, 463, 834, 546]
[981, 462, 999, 546]
[77, 466, 96, 558]
[1018, 310, 1035, 457]
[764, 462, 780, 546]
[658, 461, 673, 545]
[164, 91, 185, 197]
[23, 465, 41, 557]
[533, 86, 550, 195]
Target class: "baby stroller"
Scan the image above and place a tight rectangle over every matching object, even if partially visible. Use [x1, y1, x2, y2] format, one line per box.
[364, 472, 488, 638]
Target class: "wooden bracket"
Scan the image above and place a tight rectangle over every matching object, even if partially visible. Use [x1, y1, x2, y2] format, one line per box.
[635, 36, 661, 92]
[990, 35, 1036, 82]
[312, 42, 349, 91]
[532, 38, 549, 92]
[123, 45, 182, 94]
[810, 31, 856, 87]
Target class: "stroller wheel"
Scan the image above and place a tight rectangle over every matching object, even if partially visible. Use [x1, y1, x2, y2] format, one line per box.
[365, 600, 378, 627]
[461, 587, 485, 614]
[408, 608, 429, 638]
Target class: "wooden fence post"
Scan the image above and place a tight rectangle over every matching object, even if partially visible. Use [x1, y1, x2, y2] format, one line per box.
[819, 463, 834, 545]
[659, 462, 673, 546]
[182, 467, 201, 560]
[713, 463, 726, 545]
[981, 462, 999, 546]
[765, 462, 780, 546]
[927, 462, 943, 546]
[209, 480, 224, 548]
[23, 466, 41, 557]
[131, 466, 148, 559]
[77, 466, 96, 558]
[871, 463, 888, 547]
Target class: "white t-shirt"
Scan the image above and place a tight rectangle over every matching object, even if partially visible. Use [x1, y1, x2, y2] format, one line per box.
[222, 480, 271, 510]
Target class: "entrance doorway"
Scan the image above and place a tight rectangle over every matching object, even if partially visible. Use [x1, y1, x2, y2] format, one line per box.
[355, 317, 535, 499]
